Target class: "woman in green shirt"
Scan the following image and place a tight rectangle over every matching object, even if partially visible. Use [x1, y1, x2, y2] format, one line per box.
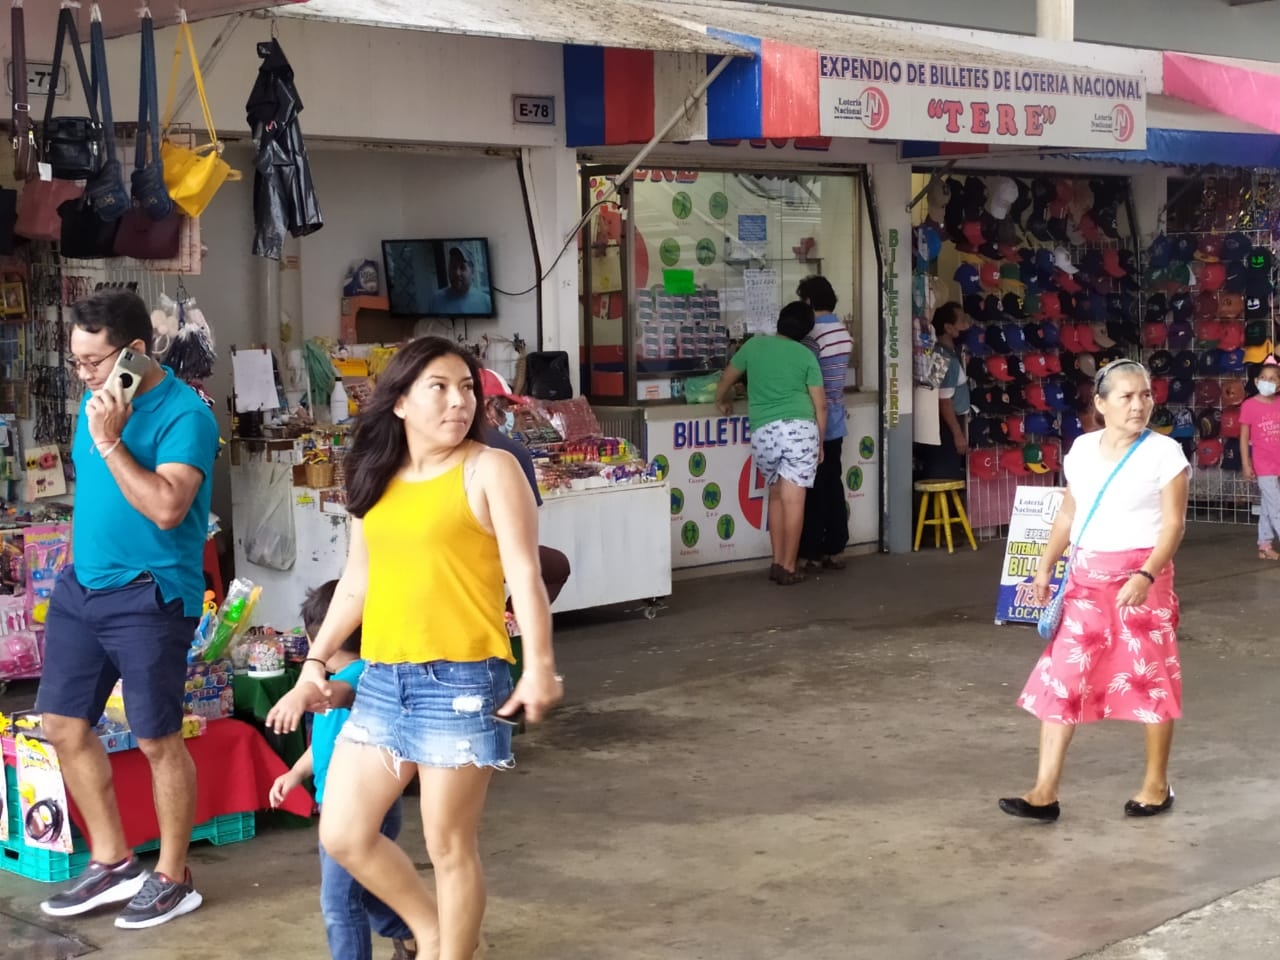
[715, 302, 827, 585]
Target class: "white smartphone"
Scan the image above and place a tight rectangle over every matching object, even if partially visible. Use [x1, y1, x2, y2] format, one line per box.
[99, 348, 150, 406]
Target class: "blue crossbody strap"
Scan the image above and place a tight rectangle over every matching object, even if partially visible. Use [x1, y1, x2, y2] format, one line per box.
[1061, 429, 1149, 576]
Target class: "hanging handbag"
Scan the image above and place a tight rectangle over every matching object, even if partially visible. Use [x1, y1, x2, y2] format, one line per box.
[161, 14, 239, 217]
[1037, 430, 1150, 640]
[58, 196, 119, 260]
[131, 9, 173, 218]
[11, 1, 39, 181]
[41, 6, 106, 181]
[82, 4, 129, 221]
[15, 179, 83, 242]
[113, 207, 181, 260]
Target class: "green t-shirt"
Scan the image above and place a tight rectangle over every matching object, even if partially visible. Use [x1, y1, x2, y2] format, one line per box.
[729, 335, 823, 432]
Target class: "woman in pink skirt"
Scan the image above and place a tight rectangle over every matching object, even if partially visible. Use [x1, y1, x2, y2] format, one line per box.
[1000, 359, 1190, 822]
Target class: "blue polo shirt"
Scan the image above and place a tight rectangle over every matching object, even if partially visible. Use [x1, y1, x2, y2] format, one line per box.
[72, 367, 219, 616]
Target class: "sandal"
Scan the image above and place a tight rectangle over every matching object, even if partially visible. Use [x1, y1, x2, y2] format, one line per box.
[821, 555, 847, 570]
[775, 568, 806, 585]
[1260, 547, 1280, 561]
[768, 563, 784, 581]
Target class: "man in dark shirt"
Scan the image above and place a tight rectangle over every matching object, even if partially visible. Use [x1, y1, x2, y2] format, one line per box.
[479, 369, 570, 603]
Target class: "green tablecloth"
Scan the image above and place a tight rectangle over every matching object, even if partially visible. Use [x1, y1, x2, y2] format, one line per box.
[233, 667, 308, 768]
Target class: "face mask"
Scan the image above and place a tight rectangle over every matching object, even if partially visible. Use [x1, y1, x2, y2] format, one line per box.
[1259, 380, 1278, 397]
[503, 410, 516, 433]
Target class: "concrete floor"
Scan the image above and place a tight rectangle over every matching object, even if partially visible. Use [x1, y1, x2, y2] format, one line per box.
[3, 522, 1280, 959]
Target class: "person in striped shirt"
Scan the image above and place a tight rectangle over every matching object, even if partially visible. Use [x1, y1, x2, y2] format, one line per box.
[797, 276, 854, 570]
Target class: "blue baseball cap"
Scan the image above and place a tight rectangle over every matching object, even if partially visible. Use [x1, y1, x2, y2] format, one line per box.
[1043, 380, 1073, 411]
[963, 325, 989, 357]
[1004, 324, 1029, 353]
[954, 263, 982, 295]
[1148, 234, 1172, 269]
[1024, 412, 1059, 436]
[1222, 348, 1246, 372]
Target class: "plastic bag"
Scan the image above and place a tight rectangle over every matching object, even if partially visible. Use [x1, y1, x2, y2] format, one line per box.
[683, 373, 720, 404]
[242, 461, 295, 572]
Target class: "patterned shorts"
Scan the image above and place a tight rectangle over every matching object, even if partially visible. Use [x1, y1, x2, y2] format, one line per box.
[751, 419, 820, 488]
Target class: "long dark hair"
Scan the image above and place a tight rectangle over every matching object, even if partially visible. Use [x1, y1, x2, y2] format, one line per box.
[344, 337, 485, 517]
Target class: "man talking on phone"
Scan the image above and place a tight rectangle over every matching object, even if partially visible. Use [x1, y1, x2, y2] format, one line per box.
[34, 290, 219, 929]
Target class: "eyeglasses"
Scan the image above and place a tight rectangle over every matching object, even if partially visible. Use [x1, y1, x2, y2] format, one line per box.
[66, 346, 122, 374]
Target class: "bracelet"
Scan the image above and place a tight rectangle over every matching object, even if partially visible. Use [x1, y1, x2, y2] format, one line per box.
[93, 438, 121, 459]
[1132, 569, 1155, 583]
[303, 657, 327, 669]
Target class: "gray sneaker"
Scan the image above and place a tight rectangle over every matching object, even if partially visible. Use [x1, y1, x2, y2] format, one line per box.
[40, 857, 149, 917]
[113, 868, 203, 929]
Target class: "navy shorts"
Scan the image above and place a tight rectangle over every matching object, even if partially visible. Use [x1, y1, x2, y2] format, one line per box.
[35, 564, 196, 740]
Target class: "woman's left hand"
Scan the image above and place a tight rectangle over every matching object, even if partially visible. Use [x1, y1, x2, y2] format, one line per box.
[1115, 573, 1151, 608]
[497, 667, 563, 724]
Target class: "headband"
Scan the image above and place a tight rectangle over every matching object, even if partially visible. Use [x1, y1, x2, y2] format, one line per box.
[1094, 358, 1146, 389]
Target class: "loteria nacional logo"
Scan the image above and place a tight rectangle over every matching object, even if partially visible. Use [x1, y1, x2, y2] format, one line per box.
[1111, 104, 1135, 143]
[861, 87, 889, 131]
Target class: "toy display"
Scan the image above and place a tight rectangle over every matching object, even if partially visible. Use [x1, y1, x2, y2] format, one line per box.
[193, 578, 263, 662]
[15, 734, 72, 854]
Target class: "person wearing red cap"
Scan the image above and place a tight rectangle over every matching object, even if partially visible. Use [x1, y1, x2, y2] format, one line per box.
[479, 369, 573, 601]
[1000, 359, 1190, 823]
[1240, 360, 1280, 560]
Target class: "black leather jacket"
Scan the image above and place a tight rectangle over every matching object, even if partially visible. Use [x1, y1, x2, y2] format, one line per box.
[245, 38, 322, 259]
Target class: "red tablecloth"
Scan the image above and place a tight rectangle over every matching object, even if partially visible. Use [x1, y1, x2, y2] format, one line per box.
[67, 718, 314, 849]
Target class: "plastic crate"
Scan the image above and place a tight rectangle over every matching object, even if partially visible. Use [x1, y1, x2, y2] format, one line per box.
[0, 767, 255, 883]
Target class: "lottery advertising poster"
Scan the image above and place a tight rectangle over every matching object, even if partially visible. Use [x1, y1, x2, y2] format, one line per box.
[16, 734, 73, 853]
[995, 486, 1069, 625]
[648, 414, 773, 569]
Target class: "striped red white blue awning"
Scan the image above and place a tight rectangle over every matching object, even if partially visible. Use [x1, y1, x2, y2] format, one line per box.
[564, 7, 1147, 152]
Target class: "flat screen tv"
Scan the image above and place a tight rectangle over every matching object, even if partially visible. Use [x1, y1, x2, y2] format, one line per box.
[381, 238, 496, 319]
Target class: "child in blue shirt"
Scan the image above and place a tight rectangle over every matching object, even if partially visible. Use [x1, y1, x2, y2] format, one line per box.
[269, 581, 416, 960]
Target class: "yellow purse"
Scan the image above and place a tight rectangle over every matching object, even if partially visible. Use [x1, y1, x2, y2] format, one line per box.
[161, 14, 240, 217]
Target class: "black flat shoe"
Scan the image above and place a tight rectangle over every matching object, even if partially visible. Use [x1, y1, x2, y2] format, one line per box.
[998, 797, 1061, 821]
[1124, 786, 1174, 817]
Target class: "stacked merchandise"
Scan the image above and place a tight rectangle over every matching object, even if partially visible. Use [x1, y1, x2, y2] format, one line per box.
[913, 173, 1137, 526]
[1140, 223, 1276, 512]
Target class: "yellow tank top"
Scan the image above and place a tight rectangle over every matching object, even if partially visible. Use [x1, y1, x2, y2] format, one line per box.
[360, 460, 513, 664]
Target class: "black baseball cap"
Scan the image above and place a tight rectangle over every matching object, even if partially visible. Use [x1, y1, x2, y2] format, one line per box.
[1148, 349, 1174, 376]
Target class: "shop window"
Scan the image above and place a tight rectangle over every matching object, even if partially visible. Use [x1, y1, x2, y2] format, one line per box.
[581, 168, 859, 404]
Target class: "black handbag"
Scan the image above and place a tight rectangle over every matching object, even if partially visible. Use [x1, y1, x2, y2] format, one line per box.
[59, 196, 119, 260]
[41, 8, 105, 181]
[130, 11, 173, 219]
[82, 7, 129, 221]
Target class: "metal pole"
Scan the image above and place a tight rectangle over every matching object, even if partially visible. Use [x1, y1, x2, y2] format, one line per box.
[1036, 0, 1074, 41]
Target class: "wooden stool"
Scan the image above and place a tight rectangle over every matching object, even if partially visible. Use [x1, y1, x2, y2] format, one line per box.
[913, 480, 978, 553]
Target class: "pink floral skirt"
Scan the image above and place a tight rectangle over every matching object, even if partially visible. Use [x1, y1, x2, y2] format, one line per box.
[1018, 548, 1182, 725]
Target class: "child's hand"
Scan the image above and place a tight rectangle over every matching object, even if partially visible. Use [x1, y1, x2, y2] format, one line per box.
[1245, 464, 1257, 482]
[266, 681, 328, 734]
[269, 770, 302, 809]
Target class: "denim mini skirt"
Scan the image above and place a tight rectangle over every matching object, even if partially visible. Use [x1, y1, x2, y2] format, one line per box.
[337, 659, 515, 770]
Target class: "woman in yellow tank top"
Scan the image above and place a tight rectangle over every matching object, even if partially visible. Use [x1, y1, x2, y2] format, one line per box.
[269, 337, 562, 959]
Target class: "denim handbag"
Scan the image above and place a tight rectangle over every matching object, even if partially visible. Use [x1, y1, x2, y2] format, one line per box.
[1037, 430, 1149, 640]
[130, 11, 174, 219]
[82, 7, 130, 222]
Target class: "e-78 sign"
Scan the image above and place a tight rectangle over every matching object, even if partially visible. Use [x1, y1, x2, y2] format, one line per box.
[512, 95, 555, 125]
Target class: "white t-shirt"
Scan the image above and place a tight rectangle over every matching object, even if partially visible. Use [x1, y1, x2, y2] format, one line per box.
[1065, 431, 1189, 551]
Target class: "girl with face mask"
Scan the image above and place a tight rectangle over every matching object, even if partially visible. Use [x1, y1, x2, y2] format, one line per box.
[1240, 358, 1280, 559]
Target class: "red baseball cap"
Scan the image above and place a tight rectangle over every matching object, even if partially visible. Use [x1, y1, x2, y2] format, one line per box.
[986, 356, 1017, 382]
[480, 368, 513, 397]
[1058, 323, 1082, 353]
[963, 221, 986, 247]
[1150, 377, 1170, 404]
[1221, 405, 1243, 438]
[1039, 293, 1063, 320]
[999, 447, 1031, 475]
[1075, 323, 1100, 352]
[1023, 353, 1053, 377]
[980, 261, 1002, 289]
[1102, 248, 1127, 278]
[1005, 415, 1026, 442]
[1024, 384, 1051, 412]
[1055, 270, 1083, 294]
[1199, 262, 1227, 292]
[1196, 438, 1224, 467]
[971, 448, 1000, 480]
[1196, 291, 1220, 321]
[1194, 379, 1222, 405]
[1219, 322, 1245, 351]
[1143, 321, 1168, 348]
[1041, 442, 1062, 471]
[1079, 211, 1102, 244]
